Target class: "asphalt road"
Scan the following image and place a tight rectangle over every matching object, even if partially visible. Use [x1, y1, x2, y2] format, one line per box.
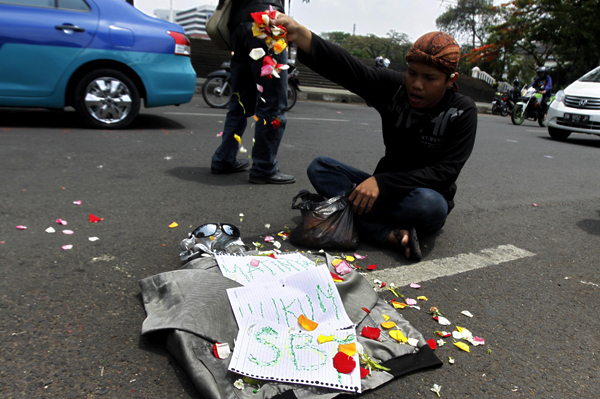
[1, 97, 599, 398]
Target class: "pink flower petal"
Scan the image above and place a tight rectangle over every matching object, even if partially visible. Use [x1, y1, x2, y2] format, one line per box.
[250, 259, 260, 267]
[61, 245, 73, 250]
[257, 84, 264, 93]
[405, 298, 417, 306]
[73, 200, 82, 205]
[62, 230, 74, 235]
[15, 225, 27, 230]
[260, 65, 274, 77]
[334, 260, 353, 276]
[353, 253, 366, 259]
[409, 283, 421, 289]
[216, 131, 223, 137]
[56, 218, 67, 225]
[264, 235, 274, 242]
[473, 336, 485, 345]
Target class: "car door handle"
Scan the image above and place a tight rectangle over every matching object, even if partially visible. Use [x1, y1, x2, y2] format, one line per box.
[55, 25, 85, 32]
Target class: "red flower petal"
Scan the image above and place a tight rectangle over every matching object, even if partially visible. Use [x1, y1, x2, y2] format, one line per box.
[333, 352, 356, 374]
[89, 214, 103, 223]
[262, 55, 277, 67]
[360, 326, 381, 340]
[361, 307, 370, 314]
[272, 118, 281, 129]
[360, 367, 369, 379]
[330, 272, 344, 281]
[269, 253, 277, 259]
[251, 11, 267, 24]
[367, 264, 377, 271]
[427, 338, 437, 350]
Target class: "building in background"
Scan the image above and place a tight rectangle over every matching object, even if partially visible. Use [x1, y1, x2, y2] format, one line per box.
[159, 4, 216, 39]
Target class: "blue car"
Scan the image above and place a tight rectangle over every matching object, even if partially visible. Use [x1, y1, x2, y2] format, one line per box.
[0, 0, 197, 129]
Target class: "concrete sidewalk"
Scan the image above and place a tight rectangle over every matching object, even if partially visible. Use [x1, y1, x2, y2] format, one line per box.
[196, 78, 493, 114]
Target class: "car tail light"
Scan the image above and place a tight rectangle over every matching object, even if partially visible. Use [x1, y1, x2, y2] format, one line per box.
[168, 31, 191, 56]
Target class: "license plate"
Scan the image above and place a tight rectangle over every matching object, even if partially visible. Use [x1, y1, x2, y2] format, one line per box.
[564, 113, 590, 125]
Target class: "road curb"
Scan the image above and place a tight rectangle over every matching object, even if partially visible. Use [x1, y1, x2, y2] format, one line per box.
[196, 79, 492, 114]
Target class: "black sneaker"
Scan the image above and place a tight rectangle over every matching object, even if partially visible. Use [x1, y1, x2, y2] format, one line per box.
[249, 171, 296, 184]
[211, 159, 250, 174]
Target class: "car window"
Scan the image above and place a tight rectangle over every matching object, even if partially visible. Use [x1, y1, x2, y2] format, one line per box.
[579, 67, 600, 83]
[57, 0, 90, 11]
[0, 0, 53, 7]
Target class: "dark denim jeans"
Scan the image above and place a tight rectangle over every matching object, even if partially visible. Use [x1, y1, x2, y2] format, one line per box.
[211, 22, 288, 177]
[307, 156, 448, 246]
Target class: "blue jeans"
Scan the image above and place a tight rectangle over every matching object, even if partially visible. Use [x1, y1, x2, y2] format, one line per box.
[307, 156, 448, 246]
[211, 22, 288, 177]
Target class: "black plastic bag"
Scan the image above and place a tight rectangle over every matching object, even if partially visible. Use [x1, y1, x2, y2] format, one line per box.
[290, 188, 359, 250]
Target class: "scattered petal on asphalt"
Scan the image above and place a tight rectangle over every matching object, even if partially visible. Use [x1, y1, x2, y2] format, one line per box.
[461, 310, 474, 317]
[431, 384, 442, 397]
[409, 283, 421, 289]
[73, 200, 82, 205]
[15, 226, 27, 230]
[62, 245, 73, 250]
[56, 218, 67, 225]
[45, 227, 56, 233]
[169, 222, 178, 228]
[89, 214, 103, 223]
[89, 237, 99, 242]
[62, 230, 74, 235]
[454, 342, 470, 352]
[405, 298, 417, 306]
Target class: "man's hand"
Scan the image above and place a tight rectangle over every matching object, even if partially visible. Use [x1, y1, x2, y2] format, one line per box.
[272, 14, 312, 54]
[348, 177, 380, 215]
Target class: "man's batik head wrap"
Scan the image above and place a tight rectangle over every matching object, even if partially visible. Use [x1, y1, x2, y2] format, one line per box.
[406, 31, 461, 75]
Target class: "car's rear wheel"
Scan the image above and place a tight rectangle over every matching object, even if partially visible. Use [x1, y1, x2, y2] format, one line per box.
[548, 126, 571, 141]
[511, 104, 525, 125]
[74, 69, 140, 129]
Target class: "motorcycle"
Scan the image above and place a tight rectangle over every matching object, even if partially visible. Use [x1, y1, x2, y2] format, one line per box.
[491, 91, 511, 117]
[201, 61, 300, 111]
[510, 85, 553, 127]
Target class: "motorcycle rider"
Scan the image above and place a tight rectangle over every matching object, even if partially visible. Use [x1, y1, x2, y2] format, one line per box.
[531, 67, 552, 118]
[375, 56, 391, 68]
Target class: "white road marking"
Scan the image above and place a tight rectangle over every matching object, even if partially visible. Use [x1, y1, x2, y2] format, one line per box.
[163, 112, 348, 122]
[366, 245, 535, 288]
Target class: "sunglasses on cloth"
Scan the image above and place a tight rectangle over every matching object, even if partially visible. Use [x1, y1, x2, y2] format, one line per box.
[191, 223, 241, 238]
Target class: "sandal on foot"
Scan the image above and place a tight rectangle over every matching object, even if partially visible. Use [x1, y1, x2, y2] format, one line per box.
[394, 227, 422, 261]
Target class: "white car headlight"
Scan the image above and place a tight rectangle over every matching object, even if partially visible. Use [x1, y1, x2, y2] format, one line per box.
[555, 90, 565, 103]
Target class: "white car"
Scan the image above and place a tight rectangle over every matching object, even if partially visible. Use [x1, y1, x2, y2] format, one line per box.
[547, 66, 600, 140]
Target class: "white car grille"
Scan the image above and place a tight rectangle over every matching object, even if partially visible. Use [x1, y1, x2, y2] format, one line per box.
[564, 95, 600, 110]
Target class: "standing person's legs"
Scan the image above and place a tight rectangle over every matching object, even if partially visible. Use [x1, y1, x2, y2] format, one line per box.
[211, 26, 256, 173]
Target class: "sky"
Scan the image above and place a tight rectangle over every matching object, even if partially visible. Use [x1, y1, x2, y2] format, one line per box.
[133, 0, 469, 42]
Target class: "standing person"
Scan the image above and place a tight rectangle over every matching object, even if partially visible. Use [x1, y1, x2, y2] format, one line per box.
[275, 14, 478, 261]
[210, 0, 295, 184]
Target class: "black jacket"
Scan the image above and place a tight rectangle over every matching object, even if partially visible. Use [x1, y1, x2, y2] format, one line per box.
[298, 34, 478, 212]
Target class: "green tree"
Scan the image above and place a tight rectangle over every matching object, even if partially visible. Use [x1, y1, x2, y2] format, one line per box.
[321, 31, 351, 46]
[470, 0, 600, 86]
[436, 0, 499, 47]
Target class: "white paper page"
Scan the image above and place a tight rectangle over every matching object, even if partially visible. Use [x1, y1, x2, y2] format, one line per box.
[229, 318, 362, 393]
[226, 265, 353, 331]
[215, 253, 316, 286]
